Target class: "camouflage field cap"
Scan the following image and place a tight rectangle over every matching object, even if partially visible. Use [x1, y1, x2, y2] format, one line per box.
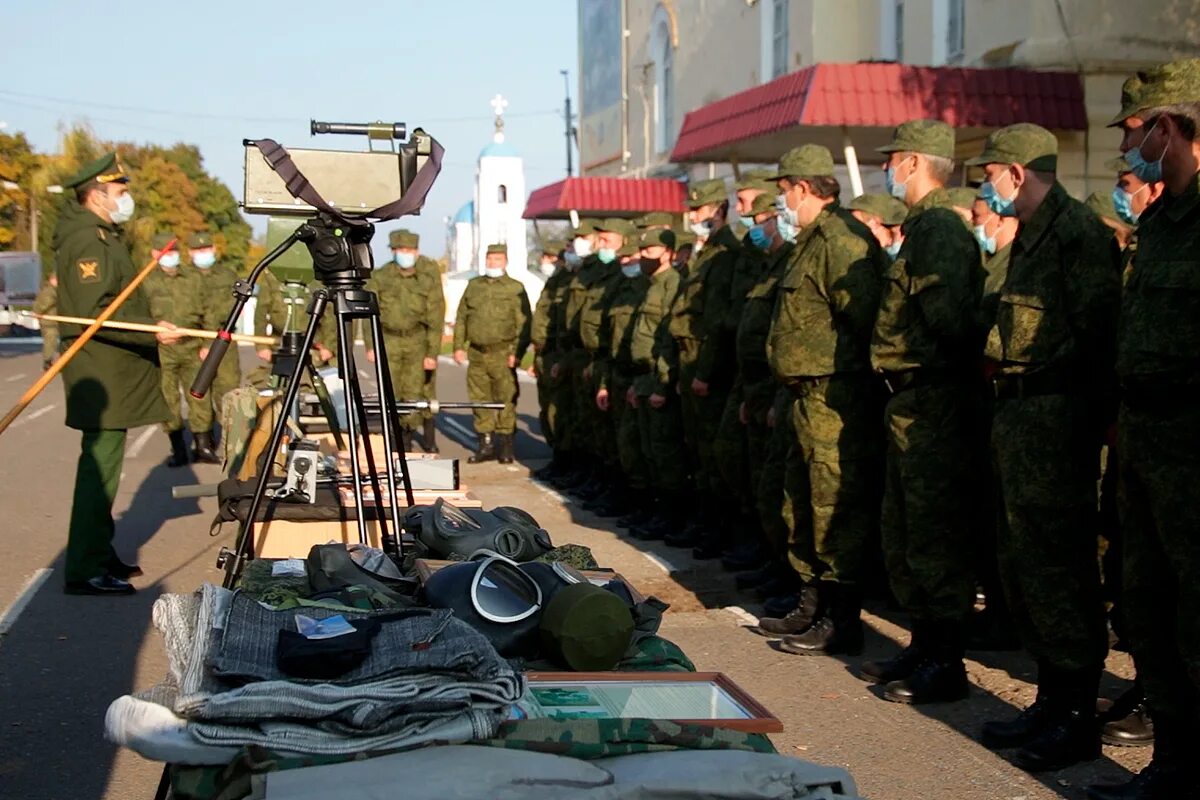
[1085, 191, 1126, 226]
[769, 144, 836, 180]
[633, 211, 675, 229]
[876, 119, 956, 159]
[964, 123, 1058, 172]
[736, 168, 777, 192]
[618, 241, 639, 257]
[638, 228, 677, 250]
[1109, 59, 1200, 126]
[748, 191, 779, 216]
[539, 583, 635, 671]
[188, 231, 214, 249]
[486, 243, 508, 256]
[674, 229, 697, 247]
[541, 240, 566, 255]
[687, 178, 728, 209]
[847, 193, 908, 226]
[64, 153, 129, 189]
[572, 219, 599, 238]
[1104, 155, 1132, 175]
[389, 229, 419, 249]
[151, 232, 175, 251]
[595, 217, 637, 239]
[946, 187, 979, 211]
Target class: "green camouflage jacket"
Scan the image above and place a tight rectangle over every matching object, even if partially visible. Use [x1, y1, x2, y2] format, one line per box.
[363, 263, 444, 358]
[453, 274, 531, 356]
[598, 270, 651, 388]
[669, 225, 740, 372]
[630, 268, 682, 396]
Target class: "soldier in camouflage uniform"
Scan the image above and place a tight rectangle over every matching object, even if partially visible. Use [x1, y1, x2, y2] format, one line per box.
[453, 243, 531, 464]
[253, 269, 339, 382]
[1087, 61, 1200, 800]
[749, 146, 885, 658]
[667, 179, 740, 557]
[363, 230, 445, 451]
[863, 120, 984, 705]
[191, 232, 242, 443]
[33, 273, 59, 370]
[626, 228, 689, 540]
[143, 233, 218, 466]
[847, 193, 908, 261]
[967, 125, 1119, 772]
[530, 241, 569, 476]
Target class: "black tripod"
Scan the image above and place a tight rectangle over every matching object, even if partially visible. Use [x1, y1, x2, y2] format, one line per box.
[192, 212, 416, 589]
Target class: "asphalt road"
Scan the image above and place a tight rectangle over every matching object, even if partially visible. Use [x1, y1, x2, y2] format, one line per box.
[0, 339, 1151, 800]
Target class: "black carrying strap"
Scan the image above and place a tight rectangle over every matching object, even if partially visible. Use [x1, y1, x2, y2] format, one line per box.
[252, 134, 445, 222]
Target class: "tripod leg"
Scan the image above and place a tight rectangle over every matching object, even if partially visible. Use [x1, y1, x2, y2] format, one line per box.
[368, 313, 415, 557]
[222, 290, 330, 589]
[339, 315, 393, 551]
[308, 364, 345, 451]
[334, 312, 373, 549]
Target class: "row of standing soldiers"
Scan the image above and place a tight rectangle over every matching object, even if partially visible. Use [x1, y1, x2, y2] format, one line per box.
[529, 59, 1200, 799]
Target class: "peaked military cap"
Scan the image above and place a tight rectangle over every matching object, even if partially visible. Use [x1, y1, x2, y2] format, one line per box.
[633, 211, 676, 229]
[686, 178, 728, 209]
[770, 145, 836, 180]
[946, 187, 978, 211]
[151, 232, 175, 251]
[736, 168, 777, 193]
[64, 153, 129, 189]
[638, 228, 676, 249]
[965, 123, 1058, 172]
[188, 231, 214, 249]
[618, 241, 639, 257]
[1104, 155, 1132, 174]
[1109, 59, 1200, 126]
[748, 191, 779, 216]
[877, 119, 956, 160]
[486, 243, 508, 256]
[389, 229, 420, 249]
[847, 193, 908, 226]
[595, 217, 637, 239]
[1085, 191, 1127, 227]
[673, 229, 697, 247]
[541, 240, 566, 255]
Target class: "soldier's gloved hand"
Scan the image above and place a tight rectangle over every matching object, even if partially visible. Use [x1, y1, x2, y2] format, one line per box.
[739, 401, 748, 425]
[365, 350, 376, 364]
[649, 393, 667, 409]
[256, 348, 273, 362]
[595, 388, 609, 411]
[507, 355, 517, 369]
[155, 320, 183, 345]
[626, 386, 637, 408]
[691, 377, 709, 397]
[423, 357, 437, 371]
[453, 349, 467, 365]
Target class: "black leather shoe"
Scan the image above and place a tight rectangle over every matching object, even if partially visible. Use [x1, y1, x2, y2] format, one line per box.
[630, 521, 669, 541]
[883, 659, 969, 704]
[1015, 710, 1101, 772]
[721, 542, 768, 572]
[107, 559, 144, 580]
[752, 574, 800, 601]
[735, 563, 778, 591]
[779, 616, 865, 656]
[663, 527, 701, 548]
[166, 430, 190, 468]
[468, 433, 496, 464]
[692, 537, 725, 560]
[64, 575, 136, 596]
[496, 433, 515, 464]
[762, 592, 799, 618]
[1102, 704, 1154, 747]
[1086, 764, 1193, 800]
[981, 699, 1057, 749]
[422, 418, 440, 454]
[191, 431, 221, 464]
[750, 585, 818, 637]
[861, 643, 926, 684]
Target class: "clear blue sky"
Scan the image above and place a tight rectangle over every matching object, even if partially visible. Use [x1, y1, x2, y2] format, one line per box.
[0, 0, 579, 259]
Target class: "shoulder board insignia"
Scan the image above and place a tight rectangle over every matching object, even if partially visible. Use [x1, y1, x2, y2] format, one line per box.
[96, 227, 107, 241]
[78, 259, 100, 283]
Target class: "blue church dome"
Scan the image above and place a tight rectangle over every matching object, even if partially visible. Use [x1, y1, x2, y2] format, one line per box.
[453, 201, 474, 224]
[479, 139, 519, 159]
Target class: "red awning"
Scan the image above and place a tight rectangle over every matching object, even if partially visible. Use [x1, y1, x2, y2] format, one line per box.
[523, 176, 686, 220]
[670, 62, 1088, 164]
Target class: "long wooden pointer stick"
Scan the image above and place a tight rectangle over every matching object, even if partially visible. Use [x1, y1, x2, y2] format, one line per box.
[0, 239, 176, 437]
[28, 313, 276, 346]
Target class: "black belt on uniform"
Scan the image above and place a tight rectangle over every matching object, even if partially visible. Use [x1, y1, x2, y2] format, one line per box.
[992, 370, 1076, 401]
[879, 368, 962, 395]
[469, 342, 512, 354]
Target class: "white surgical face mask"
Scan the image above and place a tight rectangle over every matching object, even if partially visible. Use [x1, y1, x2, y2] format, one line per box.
[191, 250, 216, 269]
[573, 238, 593, 257]
[484, 266, 504, 279]
[395, 252, 416, 269]
[158, 252, 180, 270]
[108, 192, 135, 224]
[539, 260, 557, 276]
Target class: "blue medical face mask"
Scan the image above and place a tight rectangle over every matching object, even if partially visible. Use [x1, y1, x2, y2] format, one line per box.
[738, 214, 754, 229]
[1125, 119, 1167, 184]
[621, 263, 642, 278]
[980, 172, 1018, 218]
[395, 252, 416, 269]
[885, 162, 909, 202]
[191, 250, 216, 269]
[1112, 184, 1148, 226]
[884, 239, 902, 260]
[775, 213, 798, 243]
[973, 223, 997, 255]
[597, 247, 617, 264]
[774, 192, 800, 228]
[689, 219, 712, 238]
[748, 223, 772, 249]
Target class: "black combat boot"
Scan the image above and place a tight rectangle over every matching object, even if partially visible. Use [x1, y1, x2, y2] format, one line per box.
[735, 561, 781, 591]
[750, 583, 819, 637]
[861, 620, 929, 684]
[468, 432, 496, 463]
[721, 537, 770, 572]
[882, 621, 969, 704]
[497, 433, 515, 464]
[779, 583, 865, 656]
[400, 429, 414, 453]
[166, 430, 190, 468]
[191, 431, 221, 464]
[1014, 668, 1102, 772]
[422, 417, 439, 454]
[762, 592, 801, 618]
[1087, 715, 1195, 800]
[1103, 703, 1154, 748]
[981, 662, 1060, 749]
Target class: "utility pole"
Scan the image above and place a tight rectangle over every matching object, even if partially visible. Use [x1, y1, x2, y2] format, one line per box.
[561, 69, 574, 178]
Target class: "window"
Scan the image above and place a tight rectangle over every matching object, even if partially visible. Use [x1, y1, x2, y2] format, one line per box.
[651, 7, 675, 154]
[497, 184, 507, 204]
[946, 0, 964, 62]
[895, 0, 904, 62]
[771, 0, 789, 79]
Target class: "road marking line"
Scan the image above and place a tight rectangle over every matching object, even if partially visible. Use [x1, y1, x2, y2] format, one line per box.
[358, 369, 370, 379]
[642, 552, 676, 574]
[6, 373, 26, 382]
[127, 426, 157, 459]
[0, 568, 53, 637]
[723, 605, 760, 626]
[9, 403, 57, 429]
[439, 416, 477, 447]
[531, 479, 572, 505]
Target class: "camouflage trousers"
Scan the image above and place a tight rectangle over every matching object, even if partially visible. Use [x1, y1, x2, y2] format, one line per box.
[757, 389, 796, 557]
[677, 350, 730, 495]
[610, 373, 650, 490]
[466, 346, 518, 434]
[160, 342, 209, 433]
[712, 389, 753, 526]
[575, 354, 611, 460]
[633, 390, 690, 493]
[209, 346, 242, 429]
[992, 394, 1107, 672]
[786, 374, 884, 585]
[551, 349, 587, 456]
[41, 322, 59, 366]
[881, 382, 976, 624]
[534, 352, 557, 448]
[382, 333, 428, 432]
[1118, 401, 1200, 722]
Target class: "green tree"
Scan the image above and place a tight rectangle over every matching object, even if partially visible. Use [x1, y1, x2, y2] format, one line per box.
[0, 132, 43, 252]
